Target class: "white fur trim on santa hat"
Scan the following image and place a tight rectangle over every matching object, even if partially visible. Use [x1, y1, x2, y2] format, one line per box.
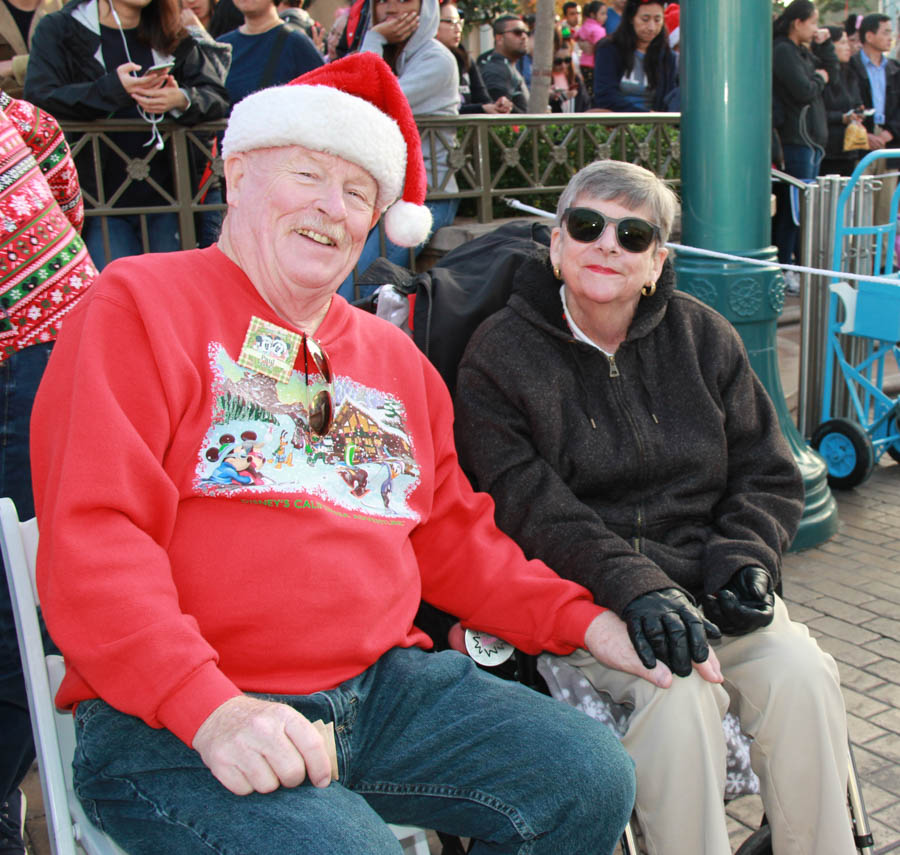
[222, 85, 407, 211]
[384, 200, 433, 248]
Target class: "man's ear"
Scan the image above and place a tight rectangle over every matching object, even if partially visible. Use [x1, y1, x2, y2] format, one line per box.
[223, 155, 245, 207]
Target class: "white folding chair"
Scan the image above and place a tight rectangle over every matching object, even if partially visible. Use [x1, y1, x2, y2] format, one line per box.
[0, 498, 430, 855]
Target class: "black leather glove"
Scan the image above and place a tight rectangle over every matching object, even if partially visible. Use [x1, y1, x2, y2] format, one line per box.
[622, 588, 722, 678]
[702, 566, 775, 637]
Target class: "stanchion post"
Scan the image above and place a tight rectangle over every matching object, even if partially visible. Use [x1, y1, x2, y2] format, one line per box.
[675, 0, 838, 549]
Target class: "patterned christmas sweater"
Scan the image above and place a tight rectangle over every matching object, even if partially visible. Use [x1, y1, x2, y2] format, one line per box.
[0, 90, 96, 361]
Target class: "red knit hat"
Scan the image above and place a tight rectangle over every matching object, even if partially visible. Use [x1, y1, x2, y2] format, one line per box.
[222, 53, 432, 248]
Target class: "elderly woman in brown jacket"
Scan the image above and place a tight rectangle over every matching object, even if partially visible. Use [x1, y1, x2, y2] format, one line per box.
[455, 159, 853, 855]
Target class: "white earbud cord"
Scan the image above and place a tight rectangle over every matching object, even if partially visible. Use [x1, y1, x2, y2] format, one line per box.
[107, 0, 166, 151]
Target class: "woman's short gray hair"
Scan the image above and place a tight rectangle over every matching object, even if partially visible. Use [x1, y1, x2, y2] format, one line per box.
[555, 160, 678, 246]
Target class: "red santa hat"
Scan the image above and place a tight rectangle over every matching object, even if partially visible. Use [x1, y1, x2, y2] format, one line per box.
[221, 53, 432, 248]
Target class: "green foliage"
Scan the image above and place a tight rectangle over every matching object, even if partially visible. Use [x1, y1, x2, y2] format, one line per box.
[456, 121, 681, 219]
[457, 0, 519, 28]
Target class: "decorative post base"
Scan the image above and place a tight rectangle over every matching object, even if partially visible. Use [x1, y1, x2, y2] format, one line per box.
[674, 247, 839, 550]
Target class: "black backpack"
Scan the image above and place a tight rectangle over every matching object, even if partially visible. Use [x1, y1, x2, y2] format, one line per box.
[357, 219, 552, 397]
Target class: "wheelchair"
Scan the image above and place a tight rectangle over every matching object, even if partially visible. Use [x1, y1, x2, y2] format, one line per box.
[362, 222, 875, 855]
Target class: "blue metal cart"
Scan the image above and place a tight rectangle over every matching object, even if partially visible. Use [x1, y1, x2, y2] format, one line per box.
[812, 150, 900, 488]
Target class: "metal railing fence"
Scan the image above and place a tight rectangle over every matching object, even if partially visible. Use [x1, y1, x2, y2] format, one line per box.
[59, 113, 681, 266]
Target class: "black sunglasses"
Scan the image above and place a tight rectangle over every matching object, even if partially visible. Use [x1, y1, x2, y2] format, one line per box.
[302, 334, 334, 437]
[554, 56, 572, 65]
[562, 207, 660, 253]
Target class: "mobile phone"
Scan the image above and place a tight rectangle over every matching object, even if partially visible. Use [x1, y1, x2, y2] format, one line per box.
[144, 61, 175, 76]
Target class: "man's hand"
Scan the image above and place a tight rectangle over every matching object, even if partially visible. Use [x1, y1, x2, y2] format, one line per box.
[815, 68, 829, 84]
[621, 588, 722, 678]
[483, 95, 513, 114]
[192, 695, 332, 796]
[584, 610, 722, 688]
[702, 566, 774, 637]
[867, 132, 886, 150]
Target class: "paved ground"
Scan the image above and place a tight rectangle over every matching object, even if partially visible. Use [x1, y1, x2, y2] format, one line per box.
[20, 301, 900, 854]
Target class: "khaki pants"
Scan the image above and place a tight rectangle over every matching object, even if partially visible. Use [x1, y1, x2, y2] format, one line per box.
[562, 598, 853, 855]
[867, 139, 899, 227]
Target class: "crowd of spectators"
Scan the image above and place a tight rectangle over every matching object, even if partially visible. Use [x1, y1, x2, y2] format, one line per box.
[8, 0, 896, 284]
[771, 1, 900, 291]
[0, 0, 687, 280]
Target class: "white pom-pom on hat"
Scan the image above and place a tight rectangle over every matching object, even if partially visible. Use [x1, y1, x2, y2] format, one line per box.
[222, 53, 431, 247]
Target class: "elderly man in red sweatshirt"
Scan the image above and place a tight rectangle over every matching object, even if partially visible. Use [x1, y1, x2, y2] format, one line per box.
[30, 54, 721, 855]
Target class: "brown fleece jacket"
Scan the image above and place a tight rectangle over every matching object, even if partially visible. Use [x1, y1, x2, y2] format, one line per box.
[454, 249, 804, 615]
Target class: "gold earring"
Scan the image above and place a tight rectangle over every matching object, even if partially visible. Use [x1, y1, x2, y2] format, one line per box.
[641, 281, 657, 297]
[553, 265, 562, 280]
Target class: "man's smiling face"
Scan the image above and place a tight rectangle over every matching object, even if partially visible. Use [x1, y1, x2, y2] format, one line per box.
[227, 145, 380, 300]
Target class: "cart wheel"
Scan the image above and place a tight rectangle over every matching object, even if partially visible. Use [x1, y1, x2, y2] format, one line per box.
[886, 414, 900, 464]
[735, 825, 772, 855]
[812, 419, 876, 489]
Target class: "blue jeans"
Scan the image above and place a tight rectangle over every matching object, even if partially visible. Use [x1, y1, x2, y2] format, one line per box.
[83, 213, 181, 272]
[0, 343, 54, 802]
[773, 143, 823, 264]
[197, 187, 224, 249]
[338, 198, 460, 302]
[73, 647, 634, 854]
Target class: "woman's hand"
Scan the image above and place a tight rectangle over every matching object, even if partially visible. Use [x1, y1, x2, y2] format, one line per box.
[372, 11, 419, 43]
[621, 588, 722, 679]
[815, 68, 829, 84]
[813, 27, 831, 44]
[117, 62, 166, 96]
[702, 567, 774, 637]
[131, 76, 188, 114]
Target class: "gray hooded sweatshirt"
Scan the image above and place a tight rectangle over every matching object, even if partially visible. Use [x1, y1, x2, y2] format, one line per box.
[361, 0, 459, 193]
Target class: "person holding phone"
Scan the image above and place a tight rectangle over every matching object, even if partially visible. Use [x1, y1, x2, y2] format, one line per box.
[24, 0, 230, 269]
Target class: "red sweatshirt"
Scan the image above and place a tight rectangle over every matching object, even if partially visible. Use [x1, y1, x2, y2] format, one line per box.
[31, 247, 603, 746]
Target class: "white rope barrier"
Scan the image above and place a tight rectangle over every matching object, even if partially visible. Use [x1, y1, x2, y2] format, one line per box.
[502, 197, 900, 287]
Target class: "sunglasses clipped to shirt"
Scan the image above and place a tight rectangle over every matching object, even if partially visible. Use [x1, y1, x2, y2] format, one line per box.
[302, 334, 334, 437]
[562, 207, 661, 253]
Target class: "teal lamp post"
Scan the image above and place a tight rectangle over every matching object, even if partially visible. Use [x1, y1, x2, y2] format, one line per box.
[674, 0, 838, 548]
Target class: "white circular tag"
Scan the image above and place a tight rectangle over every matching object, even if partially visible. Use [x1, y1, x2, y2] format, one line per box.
[464, 628, 515, 667]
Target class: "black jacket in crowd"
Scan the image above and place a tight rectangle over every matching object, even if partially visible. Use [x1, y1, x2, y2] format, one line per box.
[773, 35, 838, 149]
[821, 62, 865, 173]
[476, 48, 529, 113]
[454, 251, 804, 615]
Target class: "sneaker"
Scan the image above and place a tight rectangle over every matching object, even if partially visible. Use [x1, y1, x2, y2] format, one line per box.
[0, 788, 26, 855]
[783, 270, 801, 295]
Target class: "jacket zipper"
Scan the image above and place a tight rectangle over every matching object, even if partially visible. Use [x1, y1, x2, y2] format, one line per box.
[606, 352, 645, 549]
